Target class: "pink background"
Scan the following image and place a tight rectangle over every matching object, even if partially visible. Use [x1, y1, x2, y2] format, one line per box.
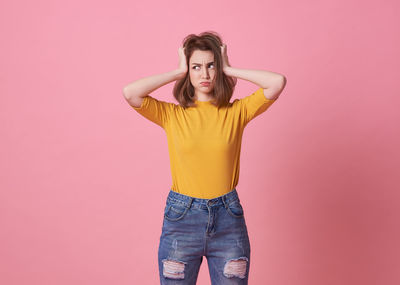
[1, 0, 399, 284]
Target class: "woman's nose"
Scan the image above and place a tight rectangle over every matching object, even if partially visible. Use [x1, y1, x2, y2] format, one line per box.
[201, 67, 209, 78]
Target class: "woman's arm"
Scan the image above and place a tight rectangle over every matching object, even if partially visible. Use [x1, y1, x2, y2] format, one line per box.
[123, 47, 187, 107]
[224, 67, 286, 100]
[123, 69, 185, 100]
[221, 44, 286, 100]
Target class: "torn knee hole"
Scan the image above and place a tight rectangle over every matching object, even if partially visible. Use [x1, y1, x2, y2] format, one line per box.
[162, 259, 186, 279]
[223, 257, 248, 279]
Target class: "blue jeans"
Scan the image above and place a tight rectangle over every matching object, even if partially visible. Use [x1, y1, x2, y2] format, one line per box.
[158, 188, 251, 284]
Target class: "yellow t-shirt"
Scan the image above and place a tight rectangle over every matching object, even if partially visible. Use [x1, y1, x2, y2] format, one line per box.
[131, 87, 276, 199]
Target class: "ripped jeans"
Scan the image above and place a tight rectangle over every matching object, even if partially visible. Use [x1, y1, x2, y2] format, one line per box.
[158, 188, 251, 284]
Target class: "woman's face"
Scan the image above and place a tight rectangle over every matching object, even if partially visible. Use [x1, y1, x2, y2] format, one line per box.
[189, 49, 216, 95]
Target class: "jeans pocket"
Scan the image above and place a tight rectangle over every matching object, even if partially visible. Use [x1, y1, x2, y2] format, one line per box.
[164, 200, 190, 221]
[226, 200, 244, 218]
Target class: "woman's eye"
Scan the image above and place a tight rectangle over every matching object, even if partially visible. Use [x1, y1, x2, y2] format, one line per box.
[192, 64, 214, 70]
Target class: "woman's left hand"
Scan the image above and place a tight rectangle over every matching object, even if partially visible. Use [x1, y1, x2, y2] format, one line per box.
[220, 44, 231, 74]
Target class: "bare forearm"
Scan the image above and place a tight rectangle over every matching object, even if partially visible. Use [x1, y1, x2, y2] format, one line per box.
[123, 69, 184, 99]
[224, 66, 285, 88]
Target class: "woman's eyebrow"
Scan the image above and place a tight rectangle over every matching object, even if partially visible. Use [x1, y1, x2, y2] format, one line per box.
[192, 62, 214, 65]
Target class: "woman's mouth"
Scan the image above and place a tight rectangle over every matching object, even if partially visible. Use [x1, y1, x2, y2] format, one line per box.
[200, 82, 210, 86]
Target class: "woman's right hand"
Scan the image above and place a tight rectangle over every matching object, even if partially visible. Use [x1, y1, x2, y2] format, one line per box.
[176, 47, 188, 79]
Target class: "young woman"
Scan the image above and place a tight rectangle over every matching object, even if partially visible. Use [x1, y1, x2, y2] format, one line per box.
[123, 31, 286, 285]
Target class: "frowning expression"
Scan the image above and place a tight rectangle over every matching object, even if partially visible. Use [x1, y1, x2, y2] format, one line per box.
[189, 50, 215, 94]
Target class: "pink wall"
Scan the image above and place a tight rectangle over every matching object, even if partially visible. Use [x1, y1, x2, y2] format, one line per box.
[1, 0, 399, 284]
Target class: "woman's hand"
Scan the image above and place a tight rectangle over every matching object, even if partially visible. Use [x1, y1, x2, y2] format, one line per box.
[176, 47, 188, 79]
[220, 44, 231, 74]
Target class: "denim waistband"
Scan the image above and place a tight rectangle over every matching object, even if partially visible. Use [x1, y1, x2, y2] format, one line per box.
[166, 188, 240, 208]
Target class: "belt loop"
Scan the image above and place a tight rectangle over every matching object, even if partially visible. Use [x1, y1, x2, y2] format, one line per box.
[187, 197, 193, 209]
[222, 195, 228, 208]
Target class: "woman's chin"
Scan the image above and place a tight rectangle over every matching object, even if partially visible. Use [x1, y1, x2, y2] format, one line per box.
[197, 86, 213, 93]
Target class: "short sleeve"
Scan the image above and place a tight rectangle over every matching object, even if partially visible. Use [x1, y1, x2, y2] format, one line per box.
[238, 87, 277, 126]
[131, 95, 175, 129]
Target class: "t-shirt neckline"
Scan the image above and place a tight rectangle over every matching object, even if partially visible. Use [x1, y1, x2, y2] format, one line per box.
[194, 100, 213, 104]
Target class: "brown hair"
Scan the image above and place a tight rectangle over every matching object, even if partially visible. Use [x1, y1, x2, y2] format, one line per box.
[173, 31, 237, 109]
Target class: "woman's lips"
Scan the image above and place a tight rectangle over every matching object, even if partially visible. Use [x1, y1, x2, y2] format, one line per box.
[200, 82, 210, 86]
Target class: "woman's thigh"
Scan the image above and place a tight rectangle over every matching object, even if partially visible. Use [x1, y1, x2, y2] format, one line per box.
[157, 198, 207, 284]
[205, 201, 251, 284]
